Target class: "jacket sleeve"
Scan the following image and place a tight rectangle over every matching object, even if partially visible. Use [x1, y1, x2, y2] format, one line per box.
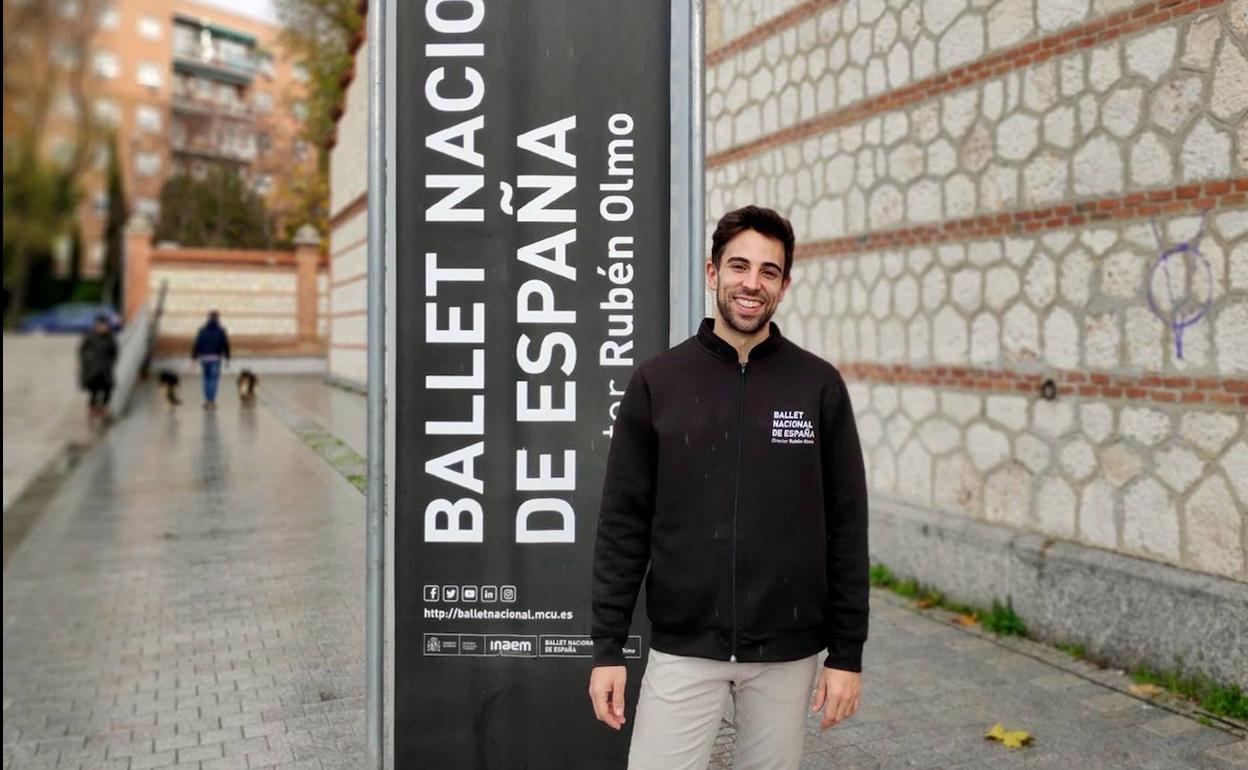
[820, 372, 869, 672]
[222, 328, 231, 360]
[191, 329, 203, 359]
[591, 368, 657, 666]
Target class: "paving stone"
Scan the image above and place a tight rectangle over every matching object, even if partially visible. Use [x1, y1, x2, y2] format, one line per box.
[3, 389, 366, 769]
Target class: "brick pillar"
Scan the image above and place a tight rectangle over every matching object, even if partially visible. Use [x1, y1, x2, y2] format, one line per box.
[123, 215, 153, 321]
[293, 224, 322, 341]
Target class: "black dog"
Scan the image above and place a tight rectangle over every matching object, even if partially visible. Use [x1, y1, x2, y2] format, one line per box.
[236, 369, 258, 406]
[157, 369, 182, 405]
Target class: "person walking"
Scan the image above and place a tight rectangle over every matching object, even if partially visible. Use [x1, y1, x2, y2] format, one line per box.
[191, 310, 231, 409]
[589, 205, 870, 770]
[78, 314, 118, 427]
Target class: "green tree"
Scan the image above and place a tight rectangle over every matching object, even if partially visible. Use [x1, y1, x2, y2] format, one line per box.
[275, 0, 361, 164]
[272, 0, 362, 236]
[100, 134, 129, 307]
[2, 0, 107, 324]
[154, 167, 276, 249]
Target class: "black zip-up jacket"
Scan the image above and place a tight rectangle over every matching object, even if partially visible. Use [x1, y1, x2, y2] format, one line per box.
[591, 319, 869, 671]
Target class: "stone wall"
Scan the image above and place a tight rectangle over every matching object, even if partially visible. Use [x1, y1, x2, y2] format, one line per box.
[326, 36, 370, 389]
[705, 0, 1248, 581]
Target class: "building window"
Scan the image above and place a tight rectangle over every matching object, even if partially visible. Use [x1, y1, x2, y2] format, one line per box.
[136, 197, 160, 220]
[135, 105, 162, 133]
[293, 139, 308, 160]
[94, 145, 111, 170]
[136, 61, 163, 89]
[254, 174, 272, 195]
[93, 51, 120, 79]
[135, 151, 160, 177]
[93, 190, 110, 216]
[60, 0, 80, 19]
[291, 99, 308, 121]
[50, 138, 76, 166]
[53, 42, 80, 69]
[137, 14, 161, 39]
[253, 91, 272, 113]
[93, 98, 121, 126]
[291, 63, 309, 82]
[98, 5, 119, 28]
[55, 92, 78, 120]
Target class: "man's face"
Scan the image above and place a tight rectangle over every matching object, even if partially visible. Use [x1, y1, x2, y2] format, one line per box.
[706, 228, 791, 336]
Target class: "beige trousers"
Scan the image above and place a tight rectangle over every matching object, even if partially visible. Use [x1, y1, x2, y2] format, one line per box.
[628, 648, 821, 770]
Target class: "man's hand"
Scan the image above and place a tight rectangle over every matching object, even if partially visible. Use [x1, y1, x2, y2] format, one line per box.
[588, 665, 627, 730]
[811, 667, 861, 729]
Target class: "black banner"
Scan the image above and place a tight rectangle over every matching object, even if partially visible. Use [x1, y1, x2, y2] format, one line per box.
[395, 0, 670, 766]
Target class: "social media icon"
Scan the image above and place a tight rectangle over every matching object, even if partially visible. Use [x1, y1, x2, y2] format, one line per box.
[462, 586, 478, 602]
[480, 585, 498, 603]
[443, 585, 459, 602]
[501, 585, 517, 603]
[424, 585, 440, 602]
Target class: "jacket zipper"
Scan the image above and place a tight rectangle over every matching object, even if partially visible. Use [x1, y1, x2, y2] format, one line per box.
[730, 362, 746, 662]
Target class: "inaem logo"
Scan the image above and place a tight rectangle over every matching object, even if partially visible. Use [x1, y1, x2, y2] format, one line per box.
[487, 635, 536, 657]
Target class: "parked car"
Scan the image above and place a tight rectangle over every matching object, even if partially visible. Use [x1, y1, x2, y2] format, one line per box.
[17, 303, 122, 334]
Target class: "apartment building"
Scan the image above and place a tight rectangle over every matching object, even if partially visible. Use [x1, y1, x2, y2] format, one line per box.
[4, 0, 313, 276]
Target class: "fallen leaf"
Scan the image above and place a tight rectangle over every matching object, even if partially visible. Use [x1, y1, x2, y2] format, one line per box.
[985, 722, 1033, 749]
[1128, 683, 1164, 697]
[915, 598, 933, 608]
[953, 612, 978, 626]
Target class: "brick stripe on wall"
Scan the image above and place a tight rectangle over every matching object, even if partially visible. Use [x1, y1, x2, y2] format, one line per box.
[707, 0, 1217, 168]
[707, 0, 839, 66]
[838, 361, 1248, 407]
[793, 178, 1247, 261]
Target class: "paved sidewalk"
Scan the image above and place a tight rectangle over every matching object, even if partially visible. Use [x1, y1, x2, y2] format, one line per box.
[4, 376, 1244, 769]
[3, 387, 366, 769]
[2, 334, 90, 513]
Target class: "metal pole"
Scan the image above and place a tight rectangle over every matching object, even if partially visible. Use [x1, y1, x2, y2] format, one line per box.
[688, 0, 705, 337]
[365, 0, 387, 766]
[670, 0, 705, 344]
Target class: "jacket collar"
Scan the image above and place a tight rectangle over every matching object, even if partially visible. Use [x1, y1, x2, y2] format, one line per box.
[695, 317, 785, 364]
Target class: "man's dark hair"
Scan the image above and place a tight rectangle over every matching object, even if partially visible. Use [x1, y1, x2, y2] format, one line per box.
[710, 205, 796, 279]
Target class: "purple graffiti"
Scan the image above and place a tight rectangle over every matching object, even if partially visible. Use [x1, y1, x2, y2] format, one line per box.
[1147, 212, 1212, 360]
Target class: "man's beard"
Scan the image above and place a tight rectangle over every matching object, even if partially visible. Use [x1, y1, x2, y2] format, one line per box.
[715, 286, 776, 335]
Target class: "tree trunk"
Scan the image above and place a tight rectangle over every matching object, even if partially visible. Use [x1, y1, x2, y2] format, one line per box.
[5, 242, 31, 327]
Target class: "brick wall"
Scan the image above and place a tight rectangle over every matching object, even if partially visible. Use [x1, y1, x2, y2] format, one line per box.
[150, 250, 327, 353]
[706, 0, 1248, 580]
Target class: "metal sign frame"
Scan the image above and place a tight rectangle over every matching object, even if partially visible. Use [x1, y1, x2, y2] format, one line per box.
[366, 1, 702, 766]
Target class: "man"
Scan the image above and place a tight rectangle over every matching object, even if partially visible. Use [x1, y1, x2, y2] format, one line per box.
[78, 314, 118, 427]
[191, 310, 231, 409]
[589, 205, 869, 770]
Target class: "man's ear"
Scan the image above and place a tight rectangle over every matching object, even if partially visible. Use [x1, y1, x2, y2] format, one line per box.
[705, 258, 718, 290]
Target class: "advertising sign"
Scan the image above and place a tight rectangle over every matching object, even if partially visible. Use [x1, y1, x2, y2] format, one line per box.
[394, 0, 671, 764]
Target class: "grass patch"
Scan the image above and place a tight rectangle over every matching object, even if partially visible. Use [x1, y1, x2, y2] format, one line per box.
[1131, 665, 1248, 721]
[1055, 641, 1085, 659]
[871, 562, 1020, 634]
[981, 598, 1027, 638]
[347, 474, 367, 492]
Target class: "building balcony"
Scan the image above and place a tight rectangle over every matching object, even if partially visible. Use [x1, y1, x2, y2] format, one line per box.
[170, 95, 253, 121]
[172, 44, 256, 86]
[170, 135, 256, 163]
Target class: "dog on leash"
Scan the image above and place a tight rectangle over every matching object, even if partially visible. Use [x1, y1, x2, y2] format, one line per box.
[157, 369, 182, 405]
[236, 369, 258, 406]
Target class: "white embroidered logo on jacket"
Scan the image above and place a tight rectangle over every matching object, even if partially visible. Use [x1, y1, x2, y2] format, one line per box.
[770, 410, 815, 445]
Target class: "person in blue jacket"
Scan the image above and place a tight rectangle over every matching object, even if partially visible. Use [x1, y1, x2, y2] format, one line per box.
[191, 310, 231, 409]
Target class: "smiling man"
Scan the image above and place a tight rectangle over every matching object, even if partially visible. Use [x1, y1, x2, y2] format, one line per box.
[589, 205, 870, 770]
